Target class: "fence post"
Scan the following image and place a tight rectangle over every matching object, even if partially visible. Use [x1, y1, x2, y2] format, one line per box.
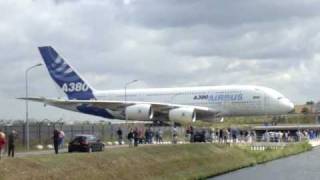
[4, 125, 7, 136]
[71, 125, 74, 138]
[22, 123, 26, 147]
[38, 123, 41, 144]
[47, 124, 51, 144]
[4, 125, 8, 151]
[110, 124, 114, 141]
[101, 124, 105, 140]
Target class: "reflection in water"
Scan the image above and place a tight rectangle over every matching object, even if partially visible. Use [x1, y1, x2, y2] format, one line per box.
[210, 147, 320, 180]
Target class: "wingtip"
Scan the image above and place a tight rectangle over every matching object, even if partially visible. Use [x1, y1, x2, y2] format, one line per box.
[38, 46, 52, 49]
[16, 97, 27, 100]
[16, 97, 46, 100]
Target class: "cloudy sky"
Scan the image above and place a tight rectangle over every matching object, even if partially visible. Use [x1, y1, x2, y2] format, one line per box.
[1, 0, 320, 122]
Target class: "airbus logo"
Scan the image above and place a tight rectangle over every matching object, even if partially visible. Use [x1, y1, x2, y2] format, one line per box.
[194, 93, 243, 101]
[193, 95, 208, 100]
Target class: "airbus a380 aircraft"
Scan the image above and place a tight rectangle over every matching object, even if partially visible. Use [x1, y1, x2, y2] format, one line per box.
[20, 46, 294, 123]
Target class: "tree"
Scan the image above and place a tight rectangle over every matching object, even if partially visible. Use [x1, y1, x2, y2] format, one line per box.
[306, 101, 314, 105]
[301, 107, 309, 114]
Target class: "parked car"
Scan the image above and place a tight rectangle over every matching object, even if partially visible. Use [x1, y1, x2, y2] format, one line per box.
[68, 134, 105, 153]
[193, 131, 206, 142]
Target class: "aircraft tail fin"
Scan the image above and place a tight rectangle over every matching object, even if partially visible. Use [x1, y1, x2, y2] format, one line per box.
[38, 46, 95, 100]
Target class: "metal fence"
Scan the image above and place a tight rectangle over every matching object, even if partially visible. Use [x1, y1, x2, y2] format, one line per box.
[0, 123, 187, 148]
[3, 122, 314, 150]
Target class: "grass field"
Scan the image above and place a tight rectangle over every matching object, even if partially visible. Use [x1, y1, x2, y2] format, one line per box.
[0, 142, 312, 180]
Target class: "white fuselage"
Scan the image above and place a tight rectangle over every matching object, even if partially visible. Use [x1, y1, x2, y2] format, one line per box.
[94, 85, 294, 116]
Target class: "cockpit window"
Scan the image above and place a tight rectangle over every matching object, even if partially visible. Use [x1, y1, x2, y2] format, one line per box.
[253, 96, 260, 99]
[277, 97, 283, 100]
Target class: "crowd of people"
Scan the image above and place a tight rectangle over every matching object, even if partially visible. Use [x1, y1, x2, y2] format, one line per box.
[185, 126, 256, 143]
[0, 126, 164, 153]
[124, 127, 165, 147]
[0, 128, 65, 158]
[0, 126, 320, 157]
[261, 129, 320, 142]
[0, 130, 18, 159]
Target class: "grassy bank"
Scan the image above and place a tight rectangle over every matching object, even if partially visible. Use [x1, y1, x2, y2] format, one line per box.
[248, 142, 312, 164]
[0, 142, 312, 180]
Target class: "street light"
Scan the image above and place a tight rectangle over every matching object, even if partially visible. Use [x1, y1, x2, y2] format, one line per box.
[25, 63, 42, 151]
[124, 80, 138, 124]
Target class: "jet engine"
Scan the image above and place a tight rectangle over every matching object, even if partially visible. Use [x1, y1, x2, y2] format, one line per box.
[169, 108, 196, 122]
[125, 104, 154, 121]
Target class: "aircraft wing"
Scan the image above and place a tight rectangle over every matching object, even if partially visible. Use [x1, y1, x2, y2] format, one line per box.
[18, 97, 220, 120]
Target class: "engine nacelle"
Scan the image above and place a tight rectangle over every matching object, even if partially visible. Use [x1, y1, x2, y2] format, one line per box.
[169, 108, 196, 122]
[125, 104, 154, 121]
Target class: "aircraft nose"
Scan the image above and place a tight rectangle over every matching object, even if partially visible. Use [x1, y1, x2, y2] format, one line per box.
[282, 99, 294, 113]
[287, 102, 295, 112]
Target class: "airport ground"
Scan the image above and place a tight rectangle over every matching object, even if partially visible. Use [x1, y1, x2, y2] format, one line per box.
[0, 113, 317, 180]
[0, 113, 316, 153]
[0, 142, 311, 180]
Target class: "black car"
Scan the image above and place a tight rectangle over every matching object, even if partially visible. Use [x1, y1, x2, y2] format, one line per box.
[193, 131, 206, 142]
[68, 134, 105, 153]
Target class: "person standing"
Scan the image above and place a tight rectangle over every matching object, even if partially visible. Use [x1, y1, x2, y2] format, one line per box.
[53, 129, 60, 154]
[190, 126, 194, 143]
[149, 128, 154, 144]
[0, 131, 6, 160]
[59, 130, 65, 149]
[223, 128, 229, 143]
[172, 126, 178, 144]
[0, 131, 6, 159]
[158, 128, 163, 144]
[8, 130, 17, 158]
[59, 130, 64, 149]
[133, 128, 139, 147]
[127, 128, 134, 148]
[219, 129, 223, 143]
[155, 129, 159, 143]
[138, 128, 144, 144]
[117, 127, 123, 145]
[145, 128, 150, 144]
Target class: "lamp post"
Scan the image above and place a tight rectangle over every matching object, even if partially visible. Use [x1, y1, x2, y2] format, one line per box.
[124, 80, 138, 124]
[25, 63, 42, 151]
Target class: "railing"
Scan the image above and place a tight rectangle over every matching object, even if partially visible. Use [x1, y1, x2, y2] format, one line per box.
[1, 123, 318, 151]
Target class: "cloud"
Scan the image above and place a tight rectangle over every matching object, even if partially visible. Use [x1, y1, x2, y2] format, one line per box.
[0, 0, 320, 121]
[121, 0, 320, 28]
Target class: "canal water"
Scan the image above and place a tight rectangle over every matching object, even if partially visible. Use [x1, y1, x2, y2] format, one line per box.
[210, 147, 320, 180]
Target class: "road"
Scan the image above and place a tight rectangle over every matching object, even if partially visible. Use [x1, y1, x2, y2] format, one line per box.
[6, 144, 154, 158]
